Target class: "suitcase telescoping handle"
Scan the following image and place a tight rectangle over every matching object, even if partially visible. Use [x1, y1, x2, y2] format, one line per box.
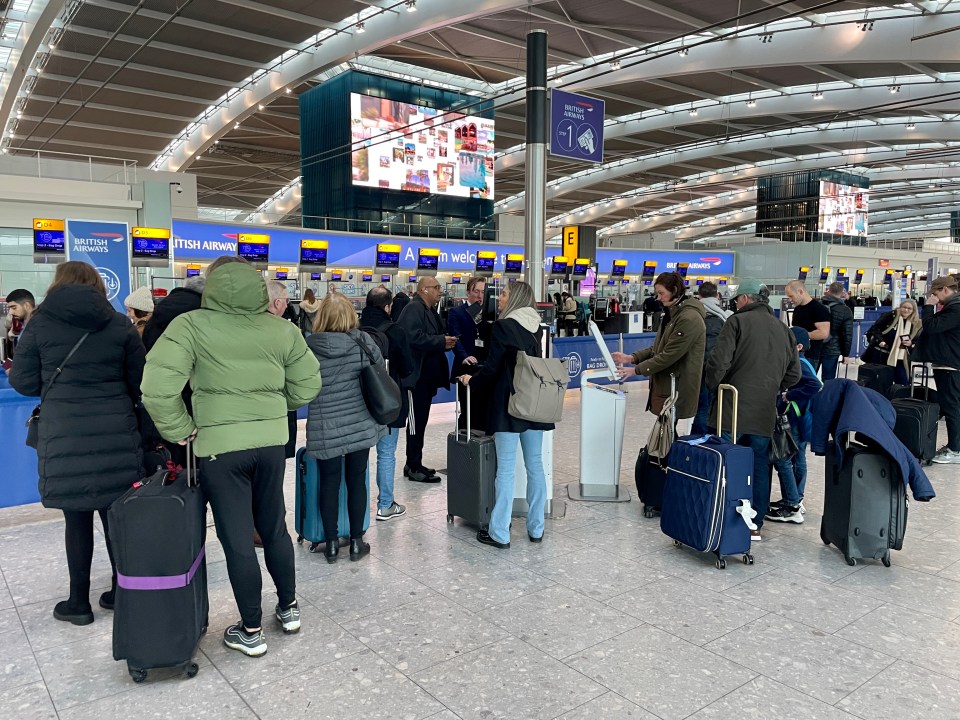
[716, 383, 738, 440]
[455, 381, 473, 437]
[185, 438, 199, 489]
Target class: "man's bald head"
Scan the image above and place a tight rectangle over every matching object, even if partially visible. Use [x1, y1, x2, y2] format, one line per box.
[416, 277, 442, 307]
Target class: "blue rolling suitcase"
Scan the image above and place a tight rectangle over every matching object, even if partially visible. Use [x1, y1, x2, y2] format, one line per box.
[660, 385, 756, 569]
[295, 448, 370, 552]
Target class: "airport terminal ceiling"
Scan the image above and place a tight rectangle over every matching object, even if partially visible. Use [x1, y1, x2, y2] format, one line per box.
[4, 0, 960, 241]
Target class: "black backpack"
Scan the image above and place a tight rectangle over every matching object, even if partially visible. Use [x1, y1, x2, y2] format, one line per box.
[360, 325, 390, 359]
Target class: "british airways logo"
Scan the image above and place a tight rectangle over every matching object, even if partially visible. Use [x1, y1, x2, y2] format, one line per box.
[700, 257, 722, 267]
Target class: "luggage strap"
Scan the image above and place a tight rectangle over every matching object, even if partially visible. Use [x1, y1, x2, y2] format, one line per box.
[116, 546, 205, 591]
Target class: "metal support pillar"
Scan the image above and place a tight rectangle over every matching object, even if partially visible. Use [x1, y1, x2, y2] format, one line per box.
[524, 29, 548, 301]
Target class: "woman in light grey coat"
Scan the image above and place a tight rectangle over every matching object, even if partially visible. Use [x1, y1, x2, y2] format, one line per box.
[306, 294, 385, 563]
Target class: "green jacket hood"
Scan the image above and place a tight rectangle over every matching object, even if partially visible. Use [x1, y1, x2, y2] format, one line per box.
[201, 263, 269, 315]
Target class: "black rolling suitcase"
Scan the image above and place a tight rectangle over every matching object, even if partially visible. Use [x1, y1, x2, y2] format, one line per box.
[446, 384, 496, 528]
[890, 364, 939, 465]
[110, 443, 207, 683]
[857, 363, 896, 394]
[821, 440, 907, 568]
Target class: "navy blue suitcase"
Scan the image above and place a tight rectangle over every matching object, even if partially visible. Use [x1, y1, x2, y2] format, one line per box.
[660, 385, 755, 569]
[295, 448, 370, 552]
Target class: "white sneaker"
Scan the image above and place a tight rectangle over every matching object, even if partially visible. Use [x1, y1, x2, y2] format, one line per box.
[932, 449, 960, 464]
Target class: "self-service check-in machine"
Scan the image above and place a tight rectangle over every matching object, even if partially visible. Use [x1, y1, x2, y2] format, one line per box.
[568, 320, 629, 503]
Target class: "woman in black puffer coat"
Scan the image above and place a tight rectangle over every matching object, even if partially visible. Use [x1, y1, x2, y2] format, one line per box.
[10, 262, 145, 626]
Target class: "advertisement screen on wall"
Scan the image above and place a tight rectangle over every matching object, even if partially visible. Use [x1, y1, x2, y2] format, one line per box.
[818, 181, 868, 237]
[350, 93, 495, 200]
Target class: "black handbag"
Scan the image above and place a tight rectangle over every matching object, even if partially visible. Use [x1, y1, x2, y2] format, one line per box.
[25, 333, 89, 449]
[768, 411, 799, 463]
[350, 333, 402, 425]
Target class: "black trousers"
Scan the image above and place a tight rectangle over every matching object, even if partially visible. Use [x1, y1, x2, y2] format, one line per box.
[934, 369, 960, 451]
[63, 508, 116, 606]
[405, 382, 436, 470]
[200, 445, 294, 629]
[317, 449, 369, 540]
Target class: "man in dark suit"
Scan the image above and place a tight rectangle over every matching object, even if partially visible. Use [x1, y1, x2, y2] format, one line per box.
[447, 277, 488, 432]
[396, 278, 457, 482]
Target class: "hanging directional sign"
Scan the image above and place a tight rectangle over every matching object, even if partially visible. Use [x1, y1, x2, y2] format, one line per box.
[550, 89, 605, 163]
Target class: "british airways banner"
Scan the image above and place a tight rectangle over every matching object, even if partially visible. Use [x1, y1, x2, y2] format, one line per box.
[66, 220, 131, 313]
[171, 219, 734, 276]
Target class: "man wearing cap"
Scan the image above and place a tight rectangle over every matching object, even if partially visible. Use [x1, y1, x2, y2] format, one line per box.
[914, 275, 960, 464]
[706, 279, 801, 541]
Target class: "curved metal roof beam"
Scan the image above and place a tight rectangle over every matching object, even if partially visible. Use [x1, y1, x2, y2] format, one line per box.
[0, 0, 68, 152]
[497, 11, 960, 210]
[504, 121, 960, 216]
[153, 0, 533, 173]
[596, 146, 960, 238]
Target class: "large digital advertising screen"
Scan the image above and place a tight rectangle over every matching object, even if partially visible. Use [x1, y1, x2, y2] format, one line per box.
[350, 93, 495, 200]
[818, 182, 868, 237]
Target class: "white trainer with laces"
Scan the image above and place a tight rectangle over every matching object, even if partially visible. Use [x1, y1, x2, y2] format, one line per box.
[932, 448, 960, 464]
[275, 602, 301, 634]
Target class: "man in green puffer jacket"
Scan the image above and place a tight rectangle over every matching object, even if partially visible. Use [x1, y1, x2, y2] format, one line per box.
[142, 257, 321, 658]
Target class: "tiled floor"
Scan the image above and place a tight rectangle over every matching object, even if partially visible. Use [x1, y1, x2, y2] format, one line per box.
[1, 381, 959, 720]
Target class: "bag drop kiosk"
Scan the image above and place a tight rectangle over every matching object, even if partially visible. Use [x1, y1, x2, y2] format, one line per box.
[568, 320, 629, 503]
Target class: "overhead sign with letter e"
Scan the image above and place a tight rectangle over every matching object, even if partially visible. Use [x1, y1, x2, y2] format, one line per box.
[550, 89, 604, 163]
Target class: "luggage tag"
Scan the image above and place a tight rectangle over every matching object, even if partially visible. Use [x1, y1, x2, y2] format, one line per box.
[736, 500, 758, 530]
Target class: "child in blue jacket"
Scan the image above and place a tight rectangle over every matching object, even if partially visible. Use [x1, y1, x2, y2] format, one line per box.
[767, 326, 823, 523]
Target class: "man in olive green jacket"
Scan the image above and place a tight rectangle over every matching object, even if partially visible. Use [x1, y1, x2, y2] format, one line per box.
[142, 257, 321, 658]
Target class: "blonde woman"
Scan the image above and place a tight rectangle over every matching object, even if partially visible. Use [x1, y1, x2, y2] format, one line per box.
[862, 299, 922, 385]
[305, 294, 385, 562]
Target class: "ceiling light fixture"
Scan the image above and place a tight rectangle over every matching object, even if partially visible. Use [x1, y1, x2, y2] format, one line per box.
[747, 99, 756, 108]
[678, 47, 688, 56]
[760, 33, 773, 43]
[610, 59, 620, 70]
[405, 0, 417, 12]
[285, 87, 292, 94]
[906, 122, 916, 129]
[234, 122, 240, 129]
[890, 85, 901, 93]
[814, 91, 823, 100]
[356, 22, 365, 33]
[689, 108, 698, 116]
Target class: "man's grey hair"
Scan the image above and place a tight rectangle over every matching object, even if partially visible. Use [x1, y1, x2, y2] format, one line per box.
[265, 279, 287, 303]
[184, 275, 206, 294]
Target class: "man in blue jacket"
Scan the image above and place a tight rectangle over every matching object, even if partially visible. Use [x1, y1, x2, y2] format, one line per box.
[767, 327, 822, 524]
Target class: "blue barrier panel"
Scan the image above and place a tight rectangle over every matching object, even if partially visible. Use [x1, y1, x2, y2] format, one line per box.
[553, 333, 657, 389]
[0, 372, 41, 508]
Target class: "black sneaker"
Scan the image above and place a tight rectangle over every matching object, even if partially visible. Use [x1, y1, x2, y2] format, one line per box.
[275, 602, 301, 634]
[765, 505, 804, 524]
[223, 622, 267, 657]
[407, 467, 441, 483]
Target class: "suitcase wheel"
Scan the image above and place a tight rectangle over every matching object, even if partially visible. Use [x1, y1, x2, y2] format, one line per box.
[715, 557, 727, 570]
[184, 662, 199, 679]
[297, 534, 303, 545]
[446, 514, 454, 524]
[129, 668, 147, 683]
[845, 556, 856, 567]
[882, 553, 891, 568]
[643, 505, 657, 519]
[308, 542, 321, 553]
[673, 539, 682, 549]
[742, 553, 754, 565]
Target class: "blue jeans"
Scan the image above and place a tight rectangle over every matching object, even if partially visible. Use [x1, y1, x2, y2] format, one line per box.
[490, 430, 547, 544]
[819, 354, 840, 382]
[773, 423, 807, 507]
[691, 381, 713, 436]
[375, 428, 400, 510]
[723, 432, 772, 531]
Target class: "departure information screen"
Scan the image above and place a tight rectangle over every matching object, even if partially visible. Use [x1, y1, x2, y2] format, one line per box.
[375, 244, 401, 269]
[300, 239, 328, 267]
[132, 237, 169, 260]
[238, 234, 270, 263]
[33, 229, 65, 254]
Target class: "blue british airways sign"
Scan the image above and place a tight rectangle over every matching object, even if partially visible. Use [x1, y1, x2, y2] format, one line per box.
[550, 89, 605, 164]
[170, 220, 734, 276]
[66, 220, 131, 313]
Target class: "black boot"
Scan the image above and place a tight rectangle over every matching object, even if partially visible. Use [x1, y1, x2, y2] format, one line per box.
[324, 540, 339, 564]
[98, 590, 115, 610]
[349, 538, 370, 561]
[53, 599, 94, 626]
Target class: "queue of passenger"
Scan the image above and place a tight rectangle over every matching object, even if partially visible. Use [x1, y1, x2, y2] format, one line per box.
[3, 261, 959, 666]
